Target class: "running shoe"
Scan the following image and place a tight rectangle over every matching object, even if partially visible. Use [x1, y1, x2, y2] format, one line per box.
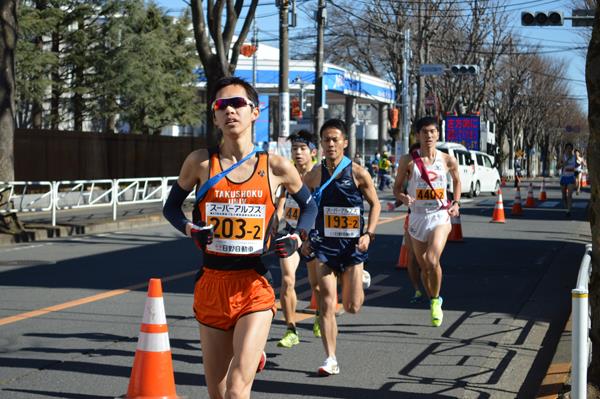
[313, 317, 322, 338]
[277, 329, 300, 348]
[431, 296, 444, 327]
[256, 351, 266, 373]
[317, 357, 340, 376]
[410, 289, 423, 304]
[362, 270, 371, 289]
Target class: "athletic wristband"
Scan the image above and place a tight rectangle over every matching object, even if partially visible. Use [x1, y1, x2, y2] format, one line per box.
[290, 184, 318, 233]
[363, 232, 375, 241]
[451, 200, 460, 207]
[163, 181, 192, 235]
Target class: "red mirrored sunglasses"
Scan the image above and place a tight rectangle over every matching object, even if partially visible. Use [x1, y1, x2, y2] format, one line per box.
[211, 96, 255, 111]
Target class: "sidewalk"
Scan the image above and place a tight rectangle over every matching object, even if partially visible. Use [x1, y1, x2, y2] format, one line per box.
[0, 202, 194, 246]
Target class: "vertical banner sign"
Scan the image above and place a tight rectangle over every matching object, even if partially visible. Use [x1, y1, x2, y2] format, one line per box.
[445, 115, 481, 150]
[255, 94, 270, 144]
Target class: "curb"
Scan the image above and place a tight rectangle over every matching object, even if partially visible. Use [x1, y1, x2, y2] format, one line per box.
[0, 213, 168, 246]
[536, 313, 573, 398]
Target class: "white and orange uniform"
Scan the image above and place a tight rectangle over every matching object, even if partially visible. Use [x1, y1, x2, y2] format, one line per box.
[406, 150, 451, 242]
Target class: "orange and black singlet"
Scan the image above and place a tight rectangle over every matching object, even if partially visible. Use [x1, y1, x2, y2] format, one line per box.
[193, 150, 277, 270]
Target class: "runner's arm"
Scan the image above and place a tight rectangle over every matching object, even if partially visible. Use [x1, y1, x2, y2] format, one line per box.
[162, 150, 208, 237]
[271, 155, 317, 236]
[447, 154, 461, 203]
[393, 155, 412, 205]
[355, 164, 380, 237]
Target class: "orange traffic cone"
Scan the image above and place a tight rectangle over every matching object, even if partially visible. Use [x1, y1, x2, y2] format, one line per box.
[447, 214, 464, 242]
[396, 235, 409, 269]
[539, 178, 547, 201]
[511, 187, 523, 216]
[491, 189, 506, 223]
[125, 279, 180, 399]
[396, 216, 410, 268]
[581, 173, 588, 188]
[525, 182, 536, 207]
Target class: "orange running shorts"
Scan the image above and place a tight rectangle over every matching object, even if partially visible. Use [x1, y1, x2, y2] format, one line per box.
[193, 268, 276, 330]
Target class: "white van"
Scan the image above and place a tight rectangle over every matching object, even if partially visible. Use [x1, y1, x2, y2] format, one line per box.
[469, 150, 501, 196]
[435, 142, 475, 197]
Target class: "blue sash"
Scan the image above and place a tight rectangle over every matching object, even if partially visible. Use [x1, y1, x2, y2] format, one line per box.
[195, 146, 263, 201]
[313, 156, 352, 205]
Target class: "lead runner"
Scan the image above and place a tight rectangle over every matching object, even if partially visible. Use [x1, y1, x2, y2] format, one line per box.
[162, 76, 317, 398]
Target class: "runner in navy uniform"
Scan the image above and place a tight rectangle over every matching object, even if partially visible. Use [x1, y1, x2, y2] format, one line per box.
[303, 118, 381, 376]
[275, 130, 322, 347]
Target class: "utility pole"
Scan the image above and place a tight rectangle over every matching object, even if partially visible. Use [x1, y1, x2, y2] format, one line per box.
[251, 20, 258, 143]
[314, 0, 326, 143]
[278, 0, 290, 142]
[401, 28, 411, 156]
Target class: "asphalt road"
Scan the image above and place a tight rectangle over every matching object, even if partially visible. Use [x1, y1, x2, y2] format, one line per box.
[0, 179, 591, 399]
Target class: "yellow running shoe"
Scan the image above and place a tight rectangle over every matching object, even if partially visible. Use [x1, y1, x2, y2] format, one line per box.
[277, 329, 300, 348]
[313, 317, 322, 338]
[431, 297, 443, 327]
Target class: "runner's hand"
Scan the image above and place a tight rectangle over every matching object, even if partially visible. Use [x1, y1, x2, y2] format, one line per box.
[448, 203, 460, 217]
[356, 234, 370, 253]
[190, 223, 214, 250]
[274, 233, 300, 258]
[401, 194, 414, 207]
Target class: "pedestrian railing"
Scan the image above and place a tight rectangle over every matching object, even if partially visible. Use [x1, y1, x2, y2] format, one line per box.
[572, 243, 592, 399]
[0, 177, 194, 226]
[0, 181, 54, 213]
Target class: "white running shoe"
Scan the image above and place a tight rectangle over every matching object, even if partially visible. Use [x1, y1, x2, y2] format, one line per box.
[318, 357, 340, 376]
[362, 270, 371, 289]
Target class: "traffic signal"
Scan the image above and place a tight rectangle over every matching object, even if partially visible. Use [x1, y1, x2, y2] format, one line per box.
[450, 65, 479, 76]
[521, 11, 563, 26]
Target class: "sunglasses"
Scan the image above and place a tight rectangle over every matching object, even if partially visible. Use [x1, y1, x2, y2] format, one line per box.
[211, 96, 255, 111]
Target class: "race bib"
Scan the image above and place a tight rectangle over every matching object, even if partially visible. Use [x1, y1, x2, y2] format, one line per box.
[415, 188, 445, 201]
[205, 202, 265, 255]
[323, 206, 360, 238]
[284, 197, 300, 228]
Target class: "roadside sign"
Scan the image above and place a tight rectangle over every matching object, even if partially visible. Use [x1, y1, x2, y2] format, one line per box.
[419, 64, 446, 76]
[445, 115, 481, 150]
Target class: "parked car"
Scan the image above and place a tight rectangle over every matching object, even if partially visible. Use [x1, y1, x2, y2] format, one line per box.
[469, 150, 501, 196]
[436, 142, 475, 198]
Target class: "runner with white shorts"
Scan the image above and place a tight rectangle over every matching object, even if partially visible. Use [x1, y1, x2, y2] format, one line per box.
[393, 117, 461, 327]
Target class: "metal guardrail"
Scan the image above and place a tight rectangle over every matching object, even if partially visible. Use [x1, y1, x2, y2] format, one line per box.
[0, 177, 194, 226]
[572, 243, 592, 399]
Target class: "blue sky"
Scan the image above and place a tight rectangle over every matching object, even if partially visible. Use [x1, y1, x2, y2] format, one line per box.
[154, 0, 590, 112]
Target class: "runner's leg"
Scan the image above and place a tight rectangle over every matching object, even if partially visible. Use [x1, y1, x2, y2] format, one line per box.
[317, 262, 338, 358]
[199, 325, 234, 399]
[340, 263, 364, 314]
[279, 252, 299, 328]
[227, 310, 273, 399]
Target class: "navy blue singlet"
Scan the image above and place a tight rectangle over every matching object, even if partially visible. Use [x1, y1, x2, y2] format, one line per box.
[312, 160, 368, 271]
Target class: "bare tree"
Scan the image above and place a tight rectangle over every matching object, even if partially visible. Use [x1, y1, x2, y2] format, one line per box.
[585, 6, 600, 396]
[190, 0, 258, 147]
[0, 0, 17, 183]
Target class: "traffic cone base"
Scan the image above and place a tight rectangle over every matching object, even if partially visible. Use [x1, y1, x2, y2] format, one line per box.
[525, 182, 536, 208]
[491, 189, 506, 223]
[511, 187, 523, 216]
[124, 279, 181, 399]
[539, 178, 547, 201]
[447, 215, 464, 242]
